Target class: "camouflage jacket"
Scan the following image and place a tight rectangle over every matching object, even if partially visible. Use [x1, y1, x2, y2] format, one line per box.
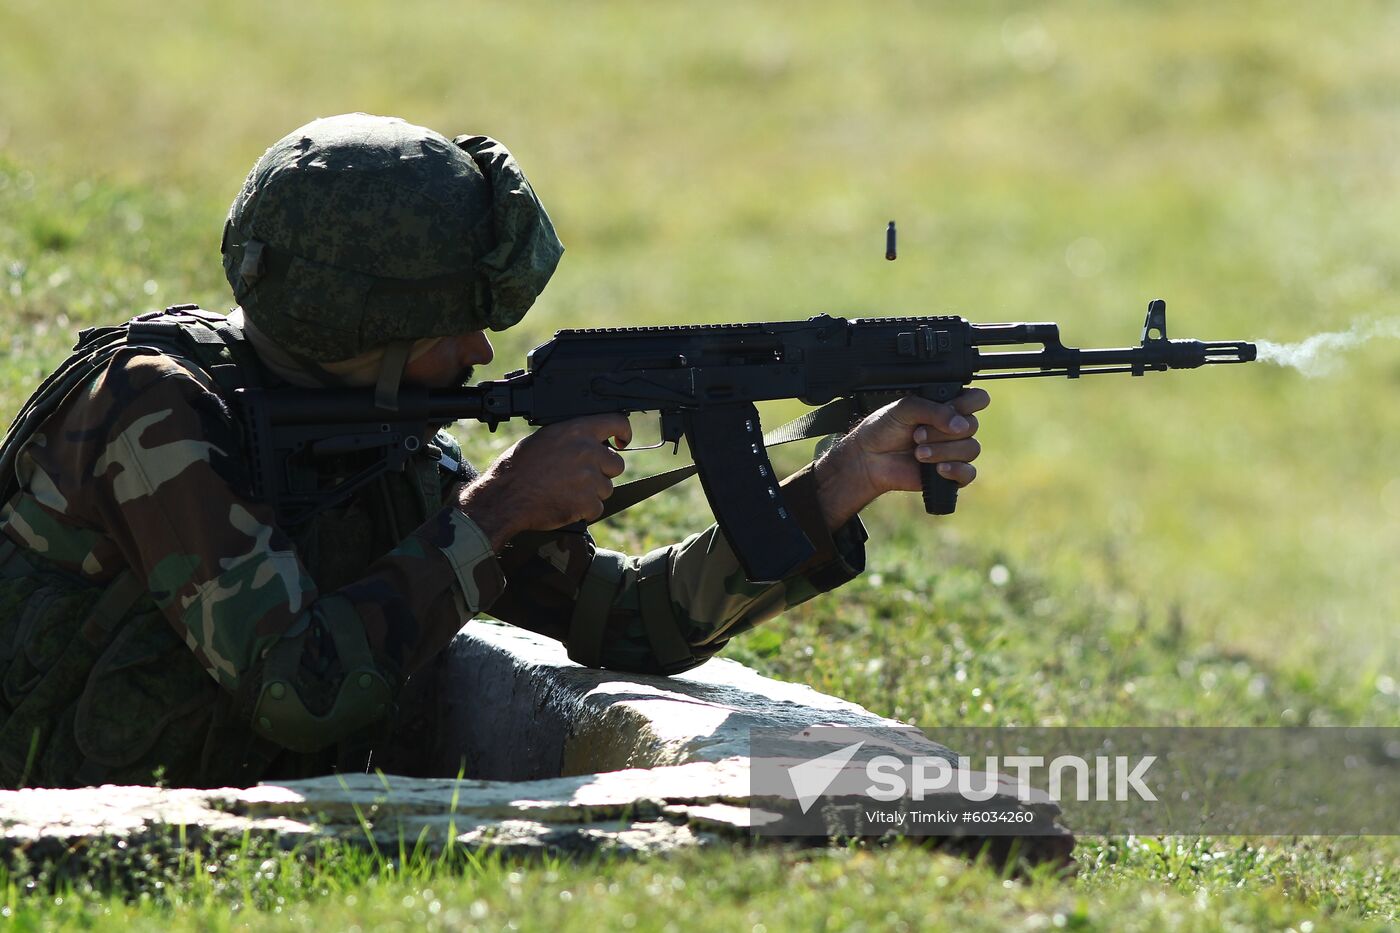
[0, 310, 866, 786]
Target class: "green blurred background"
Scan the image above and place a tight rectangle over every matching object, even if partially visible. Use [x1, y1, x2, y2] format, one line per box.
[2, 1, 1399, 924]
[4, 0, 1395, 677]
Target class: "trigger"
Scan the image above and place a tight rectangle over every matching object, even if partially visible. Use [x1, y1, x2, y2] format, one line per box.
[660, 411, 685, 455]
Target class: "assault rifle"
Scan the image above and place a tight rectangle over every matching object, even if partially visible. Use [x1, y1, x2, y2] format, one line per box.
[237, 299, 1255, 583]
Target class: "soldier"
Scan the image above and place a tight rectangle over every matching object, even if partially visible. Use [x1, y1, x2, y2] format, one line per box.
[0, 114, 988, 788]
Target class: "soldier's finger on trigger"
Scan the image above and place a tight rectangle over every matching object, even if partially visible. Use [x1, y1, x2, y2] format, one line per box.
[564, 414, 623, 445]
[613, 417, 634, 448]
[592, 413, 632, 447]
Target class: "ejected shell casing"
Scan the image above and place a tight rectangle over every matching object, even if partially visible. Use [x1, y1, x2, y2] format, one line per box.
[885, 221, 897, 260]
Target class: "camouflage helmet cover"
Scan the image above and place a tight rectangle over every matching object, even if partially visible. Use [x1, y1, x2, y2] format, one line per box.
[221, 113, 563, 363]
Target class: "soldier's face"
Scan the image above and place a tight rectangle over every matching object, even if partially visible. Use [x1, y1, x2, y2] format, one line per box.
[402, 330, 495, 387]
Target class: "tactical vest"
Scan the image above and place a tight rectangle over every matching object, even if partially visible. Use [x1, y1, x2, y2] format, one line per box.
[0, 306, 462, 788]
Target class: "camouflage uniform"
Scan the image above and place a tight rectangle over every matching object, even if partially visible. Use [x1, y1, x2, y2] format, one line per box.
[0, 308, 865, 788]
[0, 114, 866, 788]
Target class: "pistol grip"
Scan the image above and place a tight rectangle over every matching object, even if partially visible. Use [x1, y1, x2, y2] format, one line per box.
[920, 461, 959, 515]
[916, 381, 967, 516]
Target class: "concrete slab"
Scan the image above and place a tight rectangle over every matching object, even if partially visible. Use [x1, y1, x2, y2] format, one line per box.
[431, 619, 965, 779]
[0, 620, 1075, 866]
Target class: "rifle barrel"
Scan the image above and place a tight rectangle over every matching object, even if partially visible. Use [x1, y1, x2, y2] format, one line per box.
[973, 338, 1256, 378]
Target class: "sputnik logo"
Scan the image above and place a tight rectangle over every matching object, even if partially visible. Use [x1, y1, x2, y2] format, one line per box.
[787, 741, 866, 813]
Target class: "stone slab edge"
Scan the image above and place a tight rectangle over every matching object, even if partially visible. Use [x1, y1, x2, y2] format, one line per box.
[0, 620, 1075, 865]
[0, 764, 1073, 863]
[435, 620, 971, 777]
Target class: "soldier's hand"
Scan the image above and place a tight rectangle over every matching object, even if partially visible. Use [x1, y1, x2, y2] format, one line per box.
[813, 389, 990, 529]
[456, 414, 632, 550]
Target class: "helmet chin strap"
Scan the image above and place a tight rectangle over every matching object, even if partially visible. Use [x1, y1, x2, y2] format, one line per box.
[374, 340, 414, 411]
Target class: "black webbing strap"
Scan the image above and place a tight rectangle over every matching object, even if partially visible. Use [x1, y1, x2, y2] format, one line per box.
[124, 308, 263, 398]
[210, 318, 263, 391]
[596, 463, 698, 521]
[635, 547, 694, 671]
[598, 397, 860, 520]
[565, 549, 627, 667]
[0, 326, 129, 506]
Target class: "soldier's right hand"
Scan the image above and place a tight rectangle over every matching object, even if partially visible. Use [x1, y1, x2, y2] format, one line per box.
[454, 414, 632, 550]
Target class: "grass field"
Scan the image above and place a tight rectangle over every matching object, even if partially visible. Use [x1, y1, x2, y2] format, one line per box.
[1, 0, 1398, 928]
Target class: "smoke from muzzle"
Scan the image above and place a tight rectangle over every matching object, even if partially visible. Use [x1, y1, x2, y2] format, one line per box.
[1255, 318, 1400, 377]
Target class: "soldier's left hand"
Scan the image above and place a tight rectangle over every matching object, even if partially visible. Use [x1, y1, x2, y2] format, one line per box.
[812, 389, 990, 528]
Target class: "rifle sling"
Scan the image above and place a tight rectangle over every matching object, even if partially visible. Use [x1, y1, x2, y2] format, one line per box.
[597, 397, 859, 521]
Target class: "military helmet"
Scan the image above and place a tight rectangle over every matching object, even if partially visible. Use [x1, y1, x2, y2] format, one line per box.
[221, 113, 563, 363]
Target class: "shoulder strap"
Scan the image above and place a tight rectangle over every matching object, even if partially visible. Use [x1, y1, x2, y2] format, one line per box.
[0, 325, 129, 507]
[125, 305, 262, 397]
[597, 397, 861, 520]
[0, 306, 260, 508]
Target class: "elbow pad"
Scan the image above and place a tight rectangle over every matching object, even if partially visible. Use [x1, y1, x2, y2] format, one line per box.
[568, 547, 702, 675]
[250, 596, 394, 753]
